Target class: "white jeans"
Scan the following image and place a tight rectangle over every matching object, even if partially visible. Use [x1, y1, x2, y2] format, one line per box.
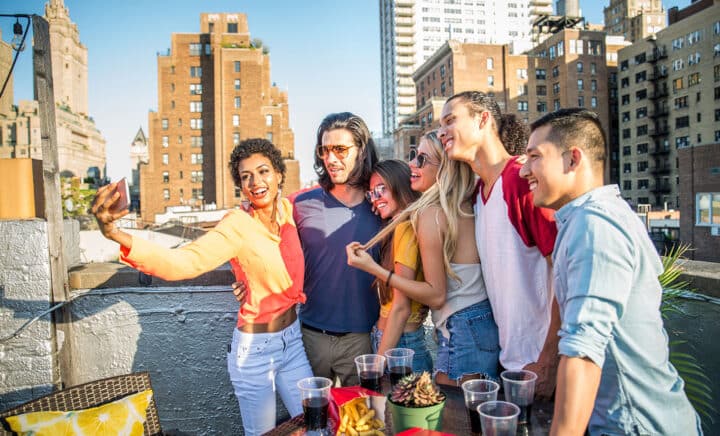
[226, 319, 313, 436]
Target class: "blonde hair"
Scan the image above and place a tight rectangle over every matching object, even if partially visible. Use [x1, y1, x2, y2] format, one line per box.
[362, 131, 476, 280]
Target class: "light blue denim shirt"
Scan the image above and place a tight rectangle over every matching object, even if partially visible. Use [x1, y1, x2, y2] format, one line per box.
[553, 185, 701, 435]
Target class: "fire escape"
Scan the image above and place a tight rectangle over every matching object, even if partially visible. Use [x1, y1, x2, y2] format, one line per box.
[647, 39, 671, 207]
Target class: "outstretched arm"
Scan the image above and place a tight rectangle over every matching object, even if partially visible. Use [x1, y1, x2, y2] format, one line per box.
[91, 182, 133, 248]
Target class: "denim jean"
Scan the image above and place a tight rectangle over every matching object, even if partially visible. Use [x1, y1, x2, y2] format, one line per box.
[371, 325, 434, 373]
[435, 299, 500, 381]
[227, 319, 313, 436]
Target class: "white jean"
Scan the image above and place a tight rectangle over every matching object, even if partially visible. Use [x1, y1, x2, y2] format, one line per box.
[226, 318, 313, 436]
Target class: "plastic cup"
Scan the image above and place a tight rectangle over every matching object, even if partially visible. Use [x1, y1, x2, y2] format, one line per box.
[478, 400, 520, 436]
[384, 348, 414, 387]
[461, 379, 500, 434]
[500, 370, 537, 424]
[297, 377, 332, 431]
[355, 354, 385, 393]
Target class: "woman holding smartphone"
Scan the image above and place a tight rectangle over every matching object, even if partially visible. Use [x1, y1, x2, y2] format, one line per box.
[91, 138, 312, 436]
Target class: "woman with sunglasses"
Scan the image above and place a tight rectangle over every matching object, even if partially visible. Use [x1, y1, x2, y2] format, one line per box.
[91, 139, 313, 436]
[364, 159, 433, 373]
[347, 131, 500, 386]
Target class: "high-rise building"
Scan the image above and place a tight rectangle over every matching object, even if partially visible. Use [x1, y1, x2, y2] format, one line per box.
[394, 28, 615, 177]
[379, 0, 553, 136]
[129, 127, 148, 212]
[604, 0, 666, 42]
[617, 0, 720, 260]
[141, 13, 299, 223]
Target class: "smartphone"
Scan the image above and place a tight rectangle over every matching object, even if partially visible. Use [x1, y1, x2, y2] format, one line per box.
[109, 177, 130, 213]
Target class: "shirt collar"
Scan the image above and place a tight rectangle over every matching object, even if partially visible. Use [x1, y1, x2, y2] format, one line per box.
[555, 185, 622, 226]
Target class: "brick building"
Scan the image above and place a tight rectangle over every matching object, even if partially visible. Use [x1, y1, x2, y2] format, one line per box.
[141, 13, 299, 223]
[604, 0, 666, 43]
[616, 0, 720, 211]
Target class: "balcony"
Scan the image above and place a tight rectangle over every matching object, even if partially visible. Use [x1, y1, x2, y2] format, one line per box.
[648, 48, 668, 63]
[650, 88, 668, 100]
[650, 182, 672, 194]
[650, 107, 669, 118]
[650, 145, 671, 155]
[651, 164, 672, 175]
[649, 127, 669, 137]
[650, 68, 668, 80]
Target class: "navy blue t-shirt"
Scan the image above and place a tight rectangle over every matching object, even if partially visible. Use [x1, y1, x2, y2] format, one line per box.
[293, 187, 382, 333]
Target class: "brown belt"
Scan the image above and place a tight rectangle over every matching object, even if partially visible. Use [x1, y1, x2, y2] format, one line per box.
[239, 306, 297, 334]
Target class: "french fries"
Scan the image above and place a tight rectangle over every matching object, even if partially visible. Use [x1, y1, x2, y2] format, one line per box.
[336, 397, 384, 435]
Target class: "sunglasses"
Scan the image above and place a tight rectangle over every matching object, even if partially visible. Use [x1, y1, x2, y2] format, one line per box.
[365, 184, 387, 202]
[316, 144, 355, 159]
[408, 148, 439, 169]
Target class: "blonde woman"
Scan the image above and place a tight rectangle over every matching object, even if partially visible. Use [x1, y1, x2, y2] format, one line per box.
[346, 131, 500, 386]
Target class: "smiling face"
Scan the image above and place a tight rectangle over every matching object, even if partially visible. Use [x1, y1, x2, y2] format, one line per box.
[367, 173, 400, 220]
[438, 97, 484, 163]
[409, 137, 440, 193]
[520, 125, 573, 210]
[237, 153, 283, 211]
[320, 128, 359, 186]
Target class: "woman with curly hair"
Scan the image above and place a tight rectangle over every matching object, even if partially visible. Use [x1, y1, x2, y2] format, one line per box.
[347, 131, 500, 386]
[91, 138, 313, 436]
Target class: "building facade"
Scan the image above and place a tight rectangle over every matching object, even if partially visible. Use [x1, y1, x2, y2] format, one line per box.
[617, 0, 720, 211]
[395, 29, 614, 171]
[604, 0, 666, 43]
[379, 0, 553, 136]
[141, 13, 299, 223]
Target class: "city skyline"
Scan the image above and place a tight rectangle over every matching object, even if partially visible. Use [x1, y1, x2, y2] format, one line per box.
[1, 0, 686, 185]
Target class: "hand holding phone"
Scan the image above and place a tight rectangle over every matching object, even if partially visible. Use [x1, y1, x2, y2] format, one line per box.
[109, 177, 130, 213]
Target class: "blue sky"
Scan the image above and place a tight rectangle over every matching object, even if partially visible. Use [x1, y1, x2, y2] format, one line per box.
[1, 0, 686, 185]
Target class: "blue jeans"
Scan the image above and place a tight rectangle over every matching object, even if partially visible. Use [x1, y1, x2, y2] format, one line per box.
[435, 299, 500, 381]
[227, 319, 313, 436]
[371, 325, 434, 373]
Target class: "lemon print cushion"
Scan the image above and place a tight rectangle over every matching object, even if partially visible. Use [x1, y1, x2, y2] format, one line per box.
[5, 389, 153, 436]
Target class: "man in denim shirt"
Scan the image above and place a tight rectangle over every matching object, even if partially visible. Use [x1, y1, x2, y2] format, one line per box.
[520, 108, 701, 435]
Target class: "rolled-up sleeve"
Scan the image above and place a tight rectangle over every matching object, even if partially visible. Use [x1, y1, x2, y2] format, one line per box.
[557, 211, 635, 368]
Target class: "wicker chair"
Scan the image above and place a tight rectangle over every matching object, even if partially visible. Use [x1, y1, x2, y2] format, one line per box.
[0, 372, 162, 436]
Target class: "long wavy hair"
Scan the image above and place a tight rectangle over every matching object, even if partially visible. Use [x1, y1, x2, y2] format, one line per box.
[362, 131, 476, 281]
[371, 160, 421, 305]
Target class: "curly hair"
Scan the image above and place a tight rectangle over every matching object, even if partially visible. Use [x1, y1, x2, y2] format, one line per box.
[447, 91, 529, 156]
[229, 138, 286, 188]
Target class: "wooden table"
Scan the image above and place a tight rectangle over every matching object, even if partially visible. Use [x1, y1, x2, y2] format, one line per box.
[263, 381, 553, 435]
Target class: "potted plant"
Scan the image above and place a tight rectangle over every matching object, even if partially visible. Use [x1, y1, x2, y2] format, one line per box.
[387, 372, 446, 433]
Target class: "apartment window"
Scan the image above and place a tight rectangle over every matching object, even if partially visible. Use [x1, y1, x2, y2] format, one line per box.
[234, 79, 241, 90]
[266, 115, 273, 126]
[266, 132, 273, 142]
[622, 146, 631, 156]
[621, 94, 630, 105]
[162, 119, 168, 130]
[591, 96, 598, 108]
[441, 82, 446, 95]
[234, 97, 241, 109]
[191, 171, 204, 183]
[177, 136, 182, 144]
[535, 69, 546, 80]
[590, 63, 597, 75]
[553, 82, 560, 94]
[178, 118, 182, 127]
[517, 85, 528, 96]
[537, 101, 547, 112]
[620, 60, 629, 71]
[162, 153, 169, 165]
[190, 84, 202, 95]
[637, 125, 648, 136]
[716, 130, 720, 142]
[622, 112, 631, 122]
[673, 77, 684, 91]
[636, 107, 647, 118]
[621, 77, 630, 88]
[487, 57, 494, 70]
[576, 62, 583, 73]
[688, 72, 701, 87]
[676, 116, 690, 128]
[554, 99, 560, 110]
[635, 71, 646, 83]
[232, 114, 240, 126]
[536, 85, 547, 96]
[170, 100, 175, 109]
[623, 163, 631, 173]
[672, 59, 684, 71]
[636, 89, 647, 101]
[578, 96, 585, 107]
[440, 65, 446, 78]
[488, 76, 494, 87]
[557, 41, 564, 56]
[715, 21, 720, 35]
[637, 161, 648, 172]
[715, 44, 720, 58]
[517, 101, 528, 111]
[190, 119, 203, 130]
[549, 46, 556, 59]
[163, 189, 170, 200]
[228, 23, 238, 33]
[637, 143, 648, 154]
[577, 79, 584, 91]
[715, 65, 720, 81]
[638, 179, 649, 189]
[162, 171, 169, 183]
[516, 68, 527, 79]
[191, 136, 203, 148]
[623, 180, 632, 190]
[190, 102, 202, 113]
[234, 61, 241, 72]
[716, 86, 720, 99]
[191, 153, 204, 165]
[233, 132, 240, 146]
[190, 66, 202, 77]
[552, 66, 559, 78]
[622, 128, 631, 139]
[192, 189, 204, 200]
[674, 96, 688, 109]
[672, 37, 684, 50]
[162, 136, 169, 148]
[635, 52, 646, 64]
[189, 43, 201, 56]
[696, 193, 720, 225]
[676, 136, 690, 147]
[715, 109, 720, 121]
[591, 80, 597, 91]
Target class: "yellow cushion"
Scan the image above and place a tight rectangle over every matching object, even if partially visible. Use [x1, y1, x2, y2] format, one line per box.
[5, 389, 153, 436]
